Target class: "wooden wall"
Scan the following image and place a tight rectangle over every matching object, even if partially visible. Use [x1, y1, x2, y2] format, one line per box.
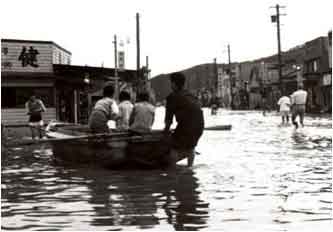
[1, 40, 72, 125]
[52, 46, 71, 65]
[1, 78, 57, 125]
[1, 108, 56, 125]
[1, 41, 53, 73]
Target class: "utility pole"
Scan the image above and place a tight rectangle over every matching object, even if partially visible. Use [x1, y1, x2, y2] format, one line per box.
[136, 12, 141, 90]
[214, 58, 218, 96]
[145, 55, 149, 90]
[271, 4, 286, 92]
[146, 55, 149, 81]
[113, 34, 119, 99]
[227, 44, 234, 109]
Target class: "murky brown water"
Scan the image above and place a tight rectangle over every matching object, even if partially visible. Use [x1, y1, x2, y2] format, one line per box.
[1, 108, 332, 231]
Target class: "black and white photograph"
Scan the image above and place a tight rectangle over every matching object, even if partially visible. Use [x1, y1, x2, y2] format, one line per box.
[1, 0, 332, 231]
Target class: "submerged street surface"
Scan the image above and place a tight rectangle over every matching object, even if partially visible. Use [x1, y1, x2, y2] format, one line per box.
[1, 108, 332, 231]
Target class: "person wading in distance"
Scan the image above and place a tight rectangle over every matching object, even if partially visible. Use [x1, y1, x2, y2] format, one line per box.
[25, 95, 47, 139]
[290, 84, 308, 129]
[277, 93, 291, 125]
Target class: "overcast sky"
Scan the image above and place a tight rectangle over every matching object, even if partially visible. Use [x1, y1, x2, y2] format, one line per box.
[1, 0, 332, 77]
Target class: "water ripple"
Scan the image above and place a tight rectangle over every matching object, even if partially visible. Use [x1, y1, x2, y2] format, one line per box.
[2, 109, 332, 231]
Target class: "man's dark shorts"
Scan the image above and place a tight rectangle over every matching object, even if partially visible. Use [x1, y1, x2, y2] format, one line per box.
[171, 110, 204, 150]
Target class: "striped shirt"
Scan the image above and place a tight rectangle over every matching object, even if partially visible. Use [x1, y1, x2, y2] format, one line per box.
[92, 97, 119, 120]
[25, 99, 46, 115]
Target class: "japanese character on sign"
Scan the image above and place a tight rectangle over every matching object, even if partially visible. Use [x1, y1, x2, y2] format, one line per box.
[18, 46, 39, 67]
[2, 47, 8, 55]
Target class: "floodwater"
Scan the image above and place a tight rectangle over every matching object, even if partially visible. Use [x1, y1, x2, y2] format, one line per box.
[1, 108, 332, 231]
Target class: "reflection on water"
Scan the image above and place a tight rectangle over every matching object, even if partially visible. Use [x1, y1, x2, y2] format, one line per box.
[1, 108, 332, 231]
[86, 168, 208, 230]
[2, 145, 209, 230]
[291, 129, 332, 151]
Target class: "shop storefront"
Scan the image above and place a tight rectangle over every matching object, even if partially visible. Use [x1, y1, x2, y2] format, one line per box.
[321, 73, 332, 112]
[53, 64, 136, 124]
[1, 39, 70, 124]
[1, 39, 136, 125]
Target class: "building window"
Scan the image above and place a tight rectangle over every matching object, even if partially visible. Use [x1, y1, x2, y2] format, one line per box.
[307, 59, 319, 73]
[1, 87, 55, 108]
[59, 52, 62, 64]
[313, 60, 318, 72]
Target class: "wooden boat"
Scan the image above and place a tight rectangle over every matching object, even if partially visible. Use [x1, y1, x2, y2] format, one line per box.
[4, 122, 230, 169]
[45, 124, 178, 169]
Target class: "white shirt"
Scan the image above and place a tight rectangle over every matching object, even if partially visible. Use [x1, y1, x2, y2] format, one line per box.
[117, 100, 134, 130]
[277, 96, 291, 111]
[291, 90, 307, 105]
[130, 102, 155, 132]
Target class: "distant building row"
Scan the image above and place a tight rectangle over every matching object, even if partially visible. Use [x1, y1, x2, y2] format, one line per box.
[150, 32, 332, 113]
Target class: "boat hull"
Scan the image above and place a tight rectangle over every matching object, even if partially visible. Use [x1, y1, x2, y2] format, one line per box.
[47, 125, 181, 169]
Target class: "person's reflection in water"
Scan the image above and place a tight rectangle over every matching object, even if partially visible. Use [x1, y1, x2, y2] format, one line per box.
[84, 169, 160, 229]
[79, 166, 209, 230]
[291, 130, 308, 145]
[162, 168, 209, 231]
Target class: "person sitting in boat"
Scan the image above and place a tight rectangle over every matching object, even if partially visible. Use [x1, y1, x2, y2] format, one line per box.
[116, 91, 134, 131]
[164, 72, 204, 168]
[25, 95, 47, 139]
[88, 85, 119, 133]
[129, 91, 155, 133]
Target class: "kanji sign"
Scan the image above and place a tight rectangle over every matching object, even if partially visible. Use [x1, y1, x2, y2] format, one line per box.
[118, 51, 125, 70]
[18, 46, 39, 67]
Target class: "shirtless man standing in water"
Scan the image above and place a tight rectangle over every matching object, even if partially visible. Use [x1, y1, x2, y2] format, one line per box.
[164, 72, 204, 167]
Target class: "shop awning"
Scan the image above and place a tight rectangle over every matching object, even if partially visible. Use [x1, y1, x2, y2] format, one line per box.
[53, 64, 137, 85]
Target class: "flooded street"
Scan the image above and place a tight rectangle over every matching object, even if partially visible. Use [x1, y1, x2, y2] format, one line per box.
[1, 108, 332, 231]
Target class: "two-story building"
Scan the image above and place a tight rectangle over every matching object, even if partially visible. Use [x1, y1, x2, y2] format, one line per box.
[321, 31, 332, 112]
[1, 39, 136, 125]
[1, 39, 71, 125]
[303, 36, 330, 112]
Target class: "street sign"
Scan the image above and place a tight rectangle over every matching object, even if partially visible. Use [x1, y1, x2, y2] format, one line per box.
[118, 51, 125, 70]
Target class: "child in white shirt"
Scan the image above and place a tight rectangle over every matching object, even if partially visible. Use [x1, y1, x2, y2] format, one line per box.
[116, 91, 134, 130]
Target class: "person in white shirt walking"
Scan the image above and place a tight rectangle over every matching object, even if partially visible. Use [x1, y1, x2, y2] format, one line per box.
[290, 84, 308, 129]
[277, 94, 291, 124]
